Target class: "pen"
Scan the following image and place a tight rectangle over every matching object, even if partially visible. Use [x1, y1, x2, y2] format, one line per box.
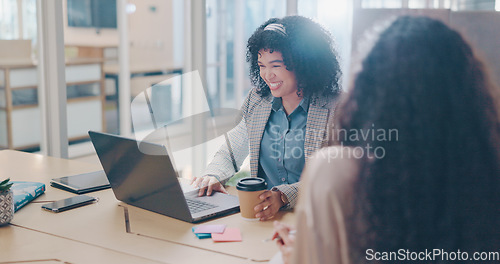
[264, 230, 296, 242]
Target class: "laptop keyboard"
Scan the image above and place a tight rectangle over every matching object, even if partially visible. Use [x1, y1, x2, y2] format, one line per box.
[186, 199, 217, 214]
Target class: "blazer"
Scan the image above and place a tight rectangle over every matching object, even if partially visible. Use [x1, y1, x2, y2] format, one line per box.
[292, 146, 357, 264]
[204, 88, 338, 208]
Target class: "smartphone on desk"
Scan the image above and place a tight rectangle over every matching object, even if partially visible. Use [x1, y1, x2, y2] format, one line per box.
[42, 194, 98, 213]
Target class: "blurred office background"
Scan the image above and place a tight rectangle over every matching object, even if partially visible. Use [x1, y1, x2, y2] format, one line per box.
[0, 0, 498, 176]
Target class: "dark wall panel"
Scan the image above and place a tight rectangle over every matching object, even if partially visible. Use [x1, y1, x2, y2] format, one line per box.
[351, 9, 500, 90]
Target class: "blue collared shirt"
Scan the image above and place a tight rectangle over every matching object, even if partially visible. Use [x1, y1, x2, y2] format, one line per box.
[258, 97, 309, 189]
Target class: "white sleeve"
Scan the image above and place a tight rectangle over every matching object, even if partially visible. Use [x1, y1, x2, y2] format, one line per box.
[292, 146, 358, 264]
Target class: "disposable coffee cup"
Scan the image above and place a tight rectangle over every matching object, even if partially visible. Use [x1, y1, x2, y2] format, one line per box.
[236, 177, 267, 220]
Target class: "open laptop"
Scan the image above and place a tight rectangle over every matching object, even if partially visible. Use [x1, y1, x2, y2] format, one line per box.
[88, 131, 240, 223]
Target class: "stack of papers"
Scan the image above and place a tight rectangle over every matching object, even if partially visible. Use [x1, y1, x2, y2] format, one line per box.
[192, 224, 242, 242]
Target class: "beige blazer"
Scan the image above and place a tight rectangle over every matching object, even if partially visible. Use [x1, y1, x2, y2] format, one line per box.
[292, 146, 359, 264]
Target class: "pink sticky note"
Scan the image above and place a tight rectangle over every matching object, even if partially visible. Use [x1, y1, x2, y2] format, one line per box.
[211, 228, 242, 242]
[194, 224, 226, 234]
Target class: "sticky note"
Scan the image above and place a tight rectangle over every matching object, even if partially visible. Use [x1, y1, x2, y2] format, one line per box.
[191, 227, 211, 239]
[193, 224, 226, 234]
[211, 228, 242, 242]
[195, 233, 212, 239]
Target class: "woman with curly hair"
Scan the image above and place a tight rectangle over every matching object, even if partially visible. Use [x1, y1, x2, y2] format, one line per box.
[273, 16, 500, 263]
[192, 15, 342, 220]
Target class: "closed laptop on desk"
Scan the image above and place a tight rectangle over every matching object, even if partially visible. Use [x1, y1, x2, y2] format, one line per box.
[50, 170, 110, 194]
[88, 131, 240, 223]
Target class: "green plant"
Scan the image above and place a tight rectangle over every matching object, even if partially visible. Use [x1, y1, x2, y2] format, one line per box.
[225, 171, 250, 186]
[0, 178, 13, 192]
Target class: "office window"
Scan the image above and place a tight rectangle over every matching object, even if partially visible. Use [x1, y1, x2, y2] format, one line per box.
[361, 0, 496, 10]
[205, 0, 286, 109]
[22, 0, 36, 41]
[242, 0, 286, 96]
[408, 0, 428, 8]
[361, 0, 404, 8]
[0, 0, 19, 39]
[0, 0, 36, 41]
[298, 0, 353, 90]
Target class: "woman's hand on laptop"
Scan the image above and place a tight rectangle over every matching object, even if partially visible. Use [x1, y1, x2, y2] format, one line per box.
[191, 175, 228, 196]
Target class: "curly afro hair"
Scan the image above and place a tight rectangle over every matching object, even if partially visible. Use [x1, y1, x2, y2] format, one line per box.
[337, 16, 500, 261]
[246, 15, 342, 99]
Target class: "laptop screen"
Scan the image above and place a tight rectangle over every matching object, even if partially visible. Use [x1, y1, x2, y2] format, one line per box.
[89, 131, 193, 221]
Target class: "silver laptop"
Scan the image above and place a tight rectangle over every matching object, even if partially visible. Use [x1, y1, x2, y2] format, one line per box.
[88, 131, 240, 223]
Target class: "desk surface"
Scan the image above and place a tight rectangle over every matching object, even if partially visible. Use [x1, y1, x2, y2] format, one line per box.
[0, 150, 294, 264]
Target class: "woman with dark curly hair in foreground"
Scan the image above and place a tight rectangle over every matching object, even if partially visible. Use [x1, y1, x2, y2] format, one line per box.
[192, 16, 342, 220]
[273, 16, 500, 264]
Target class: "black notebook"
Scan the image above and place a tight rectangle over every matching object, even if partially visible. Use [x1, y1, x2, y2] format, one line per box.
[50, 170, 110, 194]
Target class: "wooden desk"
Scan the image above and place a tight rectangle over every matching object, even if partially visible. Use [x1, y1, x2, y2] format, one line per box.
[0, 150, 294, 263]
[2, 224, 171, 264]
